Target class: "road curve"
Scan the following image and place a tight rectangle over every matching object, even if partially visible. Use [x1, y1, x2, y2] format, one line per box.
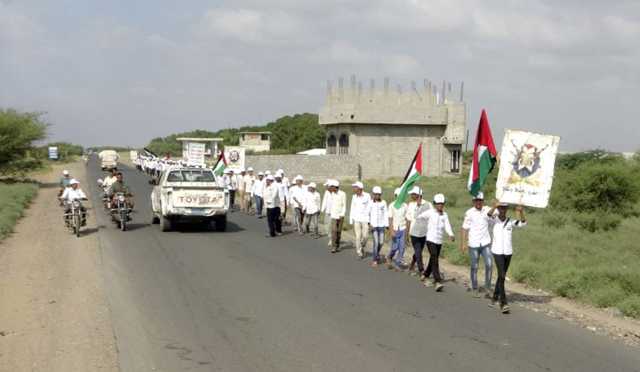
[86, 157, 640, 372]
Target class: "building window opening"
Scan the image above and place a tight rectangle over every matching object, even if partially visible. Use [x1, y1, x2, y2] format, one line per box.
[261, 134, 269, 141]
[327, 134, 337, 155]
[450, 149, 461, 173]
[338, 134, 349, 155]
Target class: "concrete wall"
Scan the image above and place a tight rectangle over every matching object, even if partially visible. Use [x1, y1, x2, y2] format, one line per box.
[245, 154, 359, 182]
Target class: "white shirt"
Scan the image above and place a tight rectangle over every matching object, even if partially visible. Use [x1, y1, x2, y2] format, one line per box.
[237, 175, 246, 191]
[321, 190, 333, 214]
[289, 185, 307, 209]
[418, 208, 454, 244]
[244, 175, 255, 194]
[330, 190, 347, 219]
[251, 178, 264, 197]
[489, 216, 526, 255]
[276, 182, 289, 204]
[263, 183, 280, 208]
[369, 200, 389, 228]
[103, 176, 117, 188]
[349, 192, 372, 224]
[389, 202, 408, 231]
[409, 202, 432, 237]
[462, 206, 492, 247]
[61, 187, 87, 201]
[303, 191, 321, 215]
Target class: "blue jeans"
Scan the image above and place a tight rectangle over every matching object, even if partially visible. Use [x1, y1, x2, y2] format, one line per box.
[388, 229, 406, 267]
[469, 245, 493, 290]
[254, 195, 263, 217]
[371, 227, 385, 262]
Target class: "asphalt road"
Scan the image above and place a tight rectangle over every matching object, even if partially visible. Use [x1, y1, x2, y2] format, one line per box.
[86, 157, 640, 372]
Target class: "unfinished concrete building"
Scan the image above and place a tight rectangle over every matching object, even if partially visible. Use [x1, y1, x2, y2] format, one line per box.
[319, 76, 466, 178]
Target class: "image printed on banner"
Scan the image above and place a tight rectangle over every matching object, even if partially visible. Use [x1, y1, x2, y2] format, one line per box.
[496, 130, 560, 208]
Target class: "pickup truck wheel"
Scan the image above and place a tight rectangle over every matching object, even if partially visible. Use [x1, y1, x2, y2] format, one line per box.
[151, 214, 160, 224]
[214, 216, 227, 232]
[161, 216, 173, 232]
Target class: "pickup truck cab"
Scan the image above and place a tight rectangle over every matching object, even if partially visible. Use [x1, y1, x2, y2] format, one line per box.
[98, 150, 119, 170]
[151, 167, 229, 231]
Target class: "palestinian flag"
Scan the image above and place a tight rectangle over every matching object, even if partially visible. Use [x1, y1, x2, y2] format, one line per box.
[213, 152, 227, 176]
[467, 109, 497, 197]
[394, 144, 423, 208]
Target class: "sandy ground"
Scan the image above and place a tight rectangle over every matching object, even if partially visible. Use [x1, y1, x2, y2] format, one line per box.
[0, 161, 118, 371]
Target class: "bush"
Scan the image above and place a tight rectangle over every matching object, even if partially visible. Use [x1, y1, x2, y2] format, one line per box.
[0, 182, 39, 240]
[541, 211, 568, 229]
[572, 213, 621, 232]
[0, 109, 48, 176]
[618, 295, 640, 318]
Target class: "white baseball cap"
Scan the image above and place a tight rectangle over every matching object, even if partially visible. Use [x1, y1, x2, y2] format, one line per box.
[372, 186, 382, 194]
[277, 168, 284, 174]
[257, 171, 264, 176]
[409, 186, 422, 195]
[266, 175, 275, 181]
[265, 170, 271, 175]
[224, 169, 231, 174]
[69, 179, 80, 185]
[352, 181, 364, 189]
[308, 182, 317, 189]
[247, 167, 254, 172]
[330, 179, 340, 187]
[433, 193, 446, 204]
[394, 187, 401, 196]
[498, 202, 510, 207]
[294, 175, 304, 181]
[473, 192, 484, 200]
[62, 170, 69, 175]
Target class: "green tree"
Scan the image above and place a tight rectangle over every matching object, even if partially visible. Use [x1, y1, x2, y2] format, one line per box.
[0, 109, 48, 176]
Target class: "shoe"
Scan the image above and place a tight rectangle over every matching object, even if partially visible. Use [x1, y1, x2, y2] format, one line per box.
[489, 300, 498, 308]
[387, 261, 394, 270]
[501, 304, 510, 314]
[420, 274, 427, 282]
[423, 281, 432, 288]
[371, 261, 379, 267]
[484, 292, 493, 299]
[435, 283, 444, 292]
[472, 289, 482, 298]
[330, 249, 337, 253]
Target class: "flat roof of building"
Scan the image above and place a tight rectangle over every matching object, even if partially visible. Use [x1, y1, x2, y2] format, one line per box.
[239, 131, 272, 134]
[176, 137, 224, 142]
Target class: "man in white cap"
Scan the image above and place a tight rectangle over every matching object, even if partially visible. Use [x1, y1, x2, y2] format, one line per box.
[263, 175, 282, 237]
[276, 169, 290, 187]
[303, 182, 321, 237]
[60, 179, 88, 226]
[244, 167, 256, 213]
[237, 168, 247, 212]
[418, 193, 454, 291]
[321, 179, 334, 246]
[289, 175, 307, 234]
[228, 169, 238, 210]
[406, 186, 432, 276]
[387, 187, 408, 270]
[461, 192, 493, 297]
[58, 169, 72, 198]
[275, 171, 289, 225]
[349, 181, 371, 258]
[252, 172, 265, 218]
[328, 180, 346, 253]
[369, 186, 388, 266]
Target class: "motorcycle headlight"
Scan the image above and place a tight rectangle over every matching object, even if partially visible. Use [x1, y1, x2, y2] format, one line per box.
[72, 200, 81, 208]
[118, 195, 126, 202]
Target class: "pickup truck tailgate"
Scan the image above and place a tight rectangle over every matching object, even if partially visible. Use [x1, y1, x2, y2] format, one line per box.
[171, 189, 225, 208]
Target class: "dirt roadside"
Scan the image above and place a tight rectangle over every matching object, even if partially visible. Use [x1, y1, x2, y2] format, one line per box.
[0, 161, 118, 371]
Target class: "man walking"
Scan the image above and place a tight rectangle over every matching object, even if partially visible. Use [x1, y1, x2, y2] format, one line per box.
[290, 175, 306, 234]
[349, 181, 371, 259]
[237, 168, 247, 212]
[461, 192, 493, 298]
[275, 172, 289, 226]
[329, 180, 346, 253]
[387, 188, 408, 271]
[369, 186, 388, 267]
[244, 167, 255, 214]
[419, 193, 454, 292]
[263, 175, 281, 237]
[321, 180, 334, 246]
[303, 182, 321, 238]
[407, 187, 431, 280]
[252, 172, 265, 218]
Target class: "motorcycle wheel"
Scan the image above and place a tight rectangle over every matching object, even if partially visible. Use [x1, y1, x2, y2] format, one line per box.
[73, 214, 81, 237]
[120, 212, 127, 231]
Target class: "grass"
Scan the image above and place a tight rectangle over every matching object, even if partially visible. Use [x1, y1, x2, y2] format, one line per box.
[316, 175, 640, 318]
[0, 182, 39, 241]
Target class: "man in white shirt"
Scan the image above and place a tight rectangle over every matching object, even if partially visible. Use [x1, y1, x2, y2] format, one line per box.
[60, 179, 88, 226]
[387, 188, 408, 270]
[303, 182, 321, 237]
[244, 168, 256, 213]
[487, 202, 526, 313]
[237, 168, 247, 212]
[275, 172, 289, 224]
[419, 193, 455, 291]
[228, 169, 238, 210]
[329, 180, 347, 253]
[263, 175, 282, 237]
[349, 181, 371, 258]
[289, 175, 307, 234]
[369, 186, 388, 266]
[461, 192, 493, 297]
[406, 186, 432, 275]
[252, 172, 265, 218]
[321, 179, 334, 246]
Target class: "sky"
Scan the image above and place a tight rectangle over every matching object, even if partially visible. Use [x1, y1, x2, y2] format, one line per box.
[1, 0, 639, 151]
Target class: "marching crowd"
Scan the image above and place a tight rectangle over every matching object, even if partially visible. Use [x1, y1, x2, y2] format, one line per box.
[133, 155, 527, 314]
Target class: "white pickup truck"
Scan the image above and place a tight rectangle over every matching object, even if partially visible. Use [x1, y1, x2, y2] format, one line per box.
[151, 167, 229, 232]
[98, 150, 119, 170]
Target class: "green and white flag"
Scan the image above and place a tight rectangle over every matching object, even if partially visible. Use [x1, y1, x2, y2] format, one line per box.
[468, 109, 497, 197]
[394, 144, 423, 208]
[213, 152, 227, 176]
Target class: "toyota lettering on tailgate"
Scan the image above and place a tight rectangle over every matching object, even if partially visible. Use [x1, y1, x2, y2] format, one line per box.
[178, 195, 221, 205]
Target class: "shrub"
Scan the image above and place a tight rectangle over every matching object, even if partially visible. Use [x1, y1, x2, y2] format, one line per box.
[541, 211, 567, 229]
[0, 182, 39, 240]
[618, 295, 640, 318]
[0, 109, 48, 176]
[572, 213, 621, 232]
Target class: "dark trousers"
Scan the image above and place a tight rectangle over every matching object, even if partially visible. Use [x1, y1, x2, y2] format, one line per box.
[410, 235, 426, 273]
[426, 241, 442, 283]
[266, 207, 281, 237]
[332, 218, 344, 250]
[254, 195, 264, 216]
[229, 190, 236, 209]
[493, 254, 512, 306]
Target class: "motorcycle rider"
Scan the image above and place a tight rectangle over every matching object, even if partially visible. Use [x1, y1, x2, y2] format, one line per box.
[60, 179, 88, 226]
[58, 170, 72, 197]
[109, 172, 135, 209]
[103, 168, 118, 190]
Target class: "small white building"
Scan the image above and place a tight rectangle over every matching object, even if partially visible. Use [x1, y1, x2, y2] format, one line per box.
[239, 132, 271, 152]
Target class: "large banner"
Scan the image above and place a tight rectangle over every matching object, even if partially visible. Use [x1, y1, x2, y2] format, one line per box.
[185, 142, 206, 166]
[224, 146, 245, 171]
[496, 130, 560, 208]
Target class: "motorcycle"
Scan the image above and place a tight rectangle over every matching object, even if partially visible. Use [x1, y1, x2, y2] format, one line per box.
[97, 179, 112, 210]
[63, 199, 86, 238]
[111, 192, 131, 231]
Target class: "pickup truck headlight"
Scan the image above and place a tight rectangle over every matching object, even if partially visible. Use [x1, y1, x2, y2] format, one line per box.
[118, 195, 126, 202]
